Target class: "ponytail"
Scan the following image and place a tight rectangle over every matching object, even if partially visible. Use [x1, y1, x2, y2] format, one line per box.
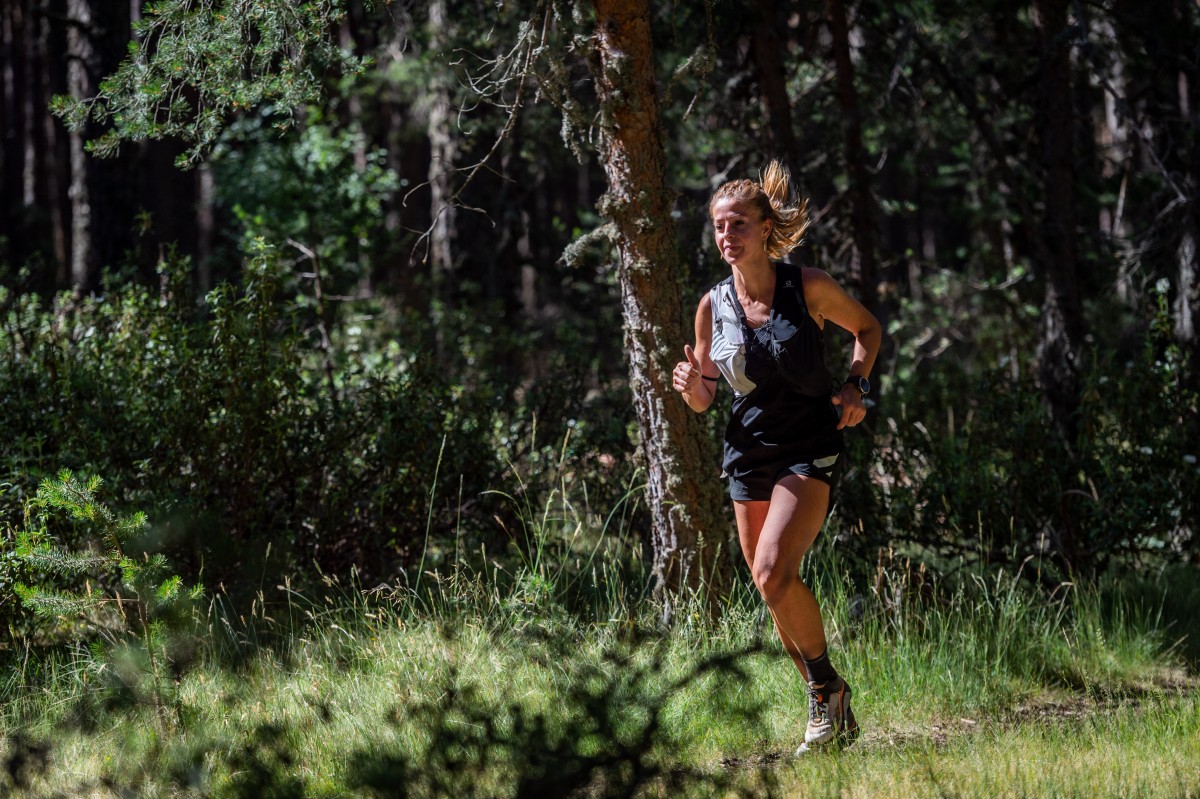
[710, 160, 811, 259]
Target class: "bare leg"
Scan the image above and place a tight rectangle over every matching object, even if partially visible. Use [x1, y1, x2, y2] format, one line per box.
[735, 475, 831, 676]
[736, 499, 809, 677]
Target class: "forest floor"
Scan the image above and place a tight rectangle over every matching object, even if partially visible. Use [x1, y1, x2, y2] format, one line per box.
[726, 676, 1199, 798]
[3, 563, 1198, 798]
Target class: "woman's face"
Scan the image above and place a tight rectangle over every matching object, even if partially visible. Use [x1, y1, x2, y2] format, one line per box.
[711, 198, 771, 267]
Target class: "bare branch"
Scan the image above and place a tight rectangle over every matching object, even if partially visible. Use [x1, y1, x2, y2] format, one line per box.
[406, 2, 549, 263]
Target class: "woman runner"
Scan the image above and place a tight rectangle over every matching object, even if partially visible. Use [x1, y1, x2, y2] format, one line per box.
[672, 161, 881, 753]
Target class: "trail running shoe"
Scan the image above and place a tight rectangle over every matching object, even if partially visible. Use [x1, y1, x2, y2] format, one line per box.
[801, 676, 859, 750]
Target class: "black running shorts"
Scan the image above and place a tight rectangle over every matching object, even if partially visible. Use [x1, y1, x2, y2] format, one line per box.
[726, 448, 841, 502]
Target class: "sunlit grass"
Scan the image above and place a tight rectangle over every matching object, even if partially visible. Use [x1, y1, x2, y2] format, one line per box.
[777, 691, 1200, 799]
[2, 468, 1196, 797]
[3, 546, 1195, 798]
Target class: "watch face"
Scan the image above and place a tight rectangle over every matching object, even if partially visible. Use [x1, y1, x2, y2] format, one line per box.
[851, 376, 870, 395]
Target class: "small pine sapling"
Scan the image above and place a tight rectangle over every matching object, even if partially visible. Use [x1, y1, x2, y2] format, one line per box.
[14, 470, 203, 725]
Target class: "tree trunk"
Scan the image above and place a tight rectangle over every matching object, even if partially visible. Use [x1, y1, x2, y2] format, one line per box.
[590, 0, 730, 623]
[1092, 11, 1136, 305]
[826, 0, 879, 312]
[0, 0, 26, 259]
[196, 161, 215, 294]
[378, 28, 420, 297]
[41, 1, 71, 286]
[426, 0, 458, 290]
[750, 0, 799, 167]
[826, 0, 890, 423]
[1032, 0, 1089, 573]
[65, 0, 135, 290]
[65, 0, 94, 287]
[1173, 0, 1199, 352]
[1032, 0, 1086, 445]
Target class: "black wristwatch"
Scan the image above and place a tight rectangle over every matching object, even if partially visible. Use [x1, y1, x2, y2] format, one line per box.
[843, 375, 870, 396]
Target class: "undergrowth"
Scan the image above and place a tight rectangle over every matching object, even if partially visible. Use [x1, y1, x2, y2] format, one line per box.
[1, 484, 1192, 797]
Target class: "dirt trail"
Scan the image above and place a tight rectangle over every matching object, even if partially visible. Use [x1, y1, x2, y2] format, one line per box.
[721, 672, 1198, 766]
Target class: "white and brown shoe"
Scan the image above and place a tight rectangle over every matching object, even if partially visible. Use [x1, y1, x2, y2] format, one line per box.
[796, 676, 859, 754]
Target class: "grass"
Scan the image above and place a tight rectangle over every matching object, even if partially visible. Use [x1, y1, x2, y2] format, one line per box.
[776, 690, 1200, 798]
[3, 552, 1195, 797]
[2, 479, 1197, 797]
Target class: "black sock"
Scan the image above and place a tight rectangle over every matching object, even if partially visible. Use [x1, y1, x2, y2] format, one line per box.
[802, 650, 838, 686]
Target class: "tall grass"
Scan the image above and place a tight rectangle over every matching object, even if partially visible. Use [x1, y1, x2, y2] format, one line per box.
[1, 463, 1194, 798]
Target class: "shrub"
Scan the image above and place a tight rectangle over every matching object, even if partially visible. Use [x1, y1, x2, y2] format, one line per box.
[0, 247, 639, 640]
[837, 280, 1198, 579]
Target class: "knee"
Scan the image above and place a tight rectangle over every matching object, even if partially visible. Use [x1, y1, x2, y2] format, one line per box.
[752, 562, 794, 607]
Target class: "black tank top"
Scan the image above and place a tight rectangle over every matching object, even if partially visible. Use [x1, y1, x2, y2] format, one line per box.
[709, 263, 841, 475]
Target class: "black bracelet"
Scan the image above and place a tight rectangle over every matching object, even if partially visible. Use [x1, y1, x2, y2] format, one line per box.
[701, 374, 719, 382]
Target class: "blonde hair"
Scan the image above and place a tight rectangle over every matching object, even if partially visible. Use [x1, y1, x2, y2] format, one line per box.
[709, 161, 811, 260]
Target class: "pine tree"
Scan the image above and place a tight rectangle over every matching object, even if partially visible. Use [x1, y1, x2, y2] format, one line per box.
[14, 470, 203, 727]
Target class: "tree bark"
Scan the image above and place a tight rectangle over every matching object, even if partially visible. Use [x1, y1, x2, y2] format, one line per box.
[65, 0, 135, 290]
[1091, 11, 1137, 305]
[1173, 0, 1199, 352]
[1031, 0, 1090, 573]
[826, 0, 879, 311]
[65, 0, 94, 287]
[0, 0, 27, 259]
[41, 1, 71, 286]
[196, 161, 215, 294]
[426, 0, 458, 284]
[750, 0, 799, 167]
[590, 0, 730, 623]
[1032, 0, 1086, 445]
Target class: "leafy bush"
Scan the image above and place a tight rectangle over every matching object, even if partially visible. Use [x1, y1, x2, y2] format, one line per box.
[211, 112, 399, 293]
[0, 247, 638, 642]
[837, 280, 1198, 579]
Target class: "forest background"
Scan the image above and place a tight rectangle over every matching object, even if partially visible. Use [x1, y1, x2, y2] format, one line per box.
[1, 0, 1199, 795]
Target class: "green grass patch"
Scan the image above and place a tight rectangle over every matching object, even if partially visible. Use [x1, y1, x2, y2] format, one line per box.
[2, 544, 1194, 798]
[774, 691, 1199, 798]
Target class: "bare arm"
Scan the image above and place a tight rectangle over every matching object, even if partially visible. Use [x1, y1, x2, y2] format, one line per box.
[672, 293, 720, 413]
[803, 267, 882, 429]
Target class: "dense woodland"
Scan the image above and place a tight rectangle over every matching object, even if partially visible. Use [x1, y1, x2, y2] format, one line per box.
[1, 0, 1198, 630]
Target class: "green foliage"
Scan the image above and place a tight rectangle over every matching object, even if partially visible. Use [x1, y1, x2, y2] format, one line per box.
[4, 471, 204, 742]
[345, 641, 771, 799]
[12, 470, 201, 639]
[211, 112, 399, 291]
[838, 275, 1199, 577]
[0, 528, 1191, 797]
[13, 0, 1197, 637]
[0, 242, 640, 636]
[52, 0, 365, 166]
